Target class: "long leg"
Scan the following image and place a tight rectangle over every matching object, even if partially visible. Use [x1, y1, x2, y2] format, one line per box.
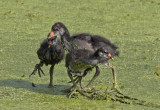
[67, 75, 82, 90]
[68, 76, 79, 83]
[67, 69, 77, 88]
[86, 66, 100, 88]
[78, 77, 82, 89]
[72, 76, 82, 89]
[108, 63, 120, 92]
[76, 68, 91, 89]
[67, 69, 79, 98]
[70, 68, 92, 89]
[111, 66, 117, 89]
[48, 64, 55, 88]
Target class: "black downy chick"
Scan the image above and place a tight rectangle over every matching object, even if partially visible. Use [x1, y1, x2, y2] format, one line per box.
[65, 47, 114, 89]
[29, 33, 65, 87]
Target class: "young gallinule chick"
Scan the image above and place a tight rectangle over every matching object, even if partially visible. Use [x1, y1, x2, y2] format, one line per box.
[29, 32, 65, 88]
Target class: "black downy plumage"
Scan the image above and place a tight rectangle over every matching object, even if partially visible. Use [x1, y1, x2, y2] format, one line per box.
[29, 33, 65, 87]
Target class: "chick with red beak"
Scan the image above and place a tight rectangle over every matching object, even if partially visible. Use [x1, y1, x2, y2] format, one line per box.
[48, 30, 56, 48]
[107, 53, 114, 60]
[48, 30, 55, 39]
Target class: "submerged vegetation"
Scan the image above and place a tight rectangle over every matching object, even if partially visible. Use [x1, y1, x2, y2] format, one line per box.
[0, 0, 160, 109]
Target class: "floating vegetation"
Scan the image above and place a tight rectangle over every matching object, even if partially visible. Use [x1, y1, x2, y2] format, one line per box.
[4, 10, 13, 15]
[154, 71, 160, 76]
[26, 13, 43, 21]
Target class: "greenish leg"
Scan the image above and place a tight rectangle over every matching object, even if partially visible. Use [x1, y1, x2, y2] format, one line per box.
[74, 76, 82, 89]
[67, 69, 78, 98]
[109, 64, 120, 92]
[86, 66, 100, 88]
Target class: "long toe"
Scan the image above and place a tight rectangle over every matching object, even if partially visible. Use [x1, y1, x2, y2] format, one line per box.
[68, 87, 78, 98]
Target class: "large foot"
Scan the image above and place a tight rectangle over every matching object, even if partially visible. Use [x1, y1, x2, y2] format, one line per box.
[68, 87, 79, 98]
[29, 64, 45, 78]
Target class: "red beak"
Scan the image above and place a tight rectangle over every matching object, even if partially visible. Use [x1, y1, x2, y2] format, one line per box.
[107, 53, 114, 60]
[48, 30, 55, 39]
